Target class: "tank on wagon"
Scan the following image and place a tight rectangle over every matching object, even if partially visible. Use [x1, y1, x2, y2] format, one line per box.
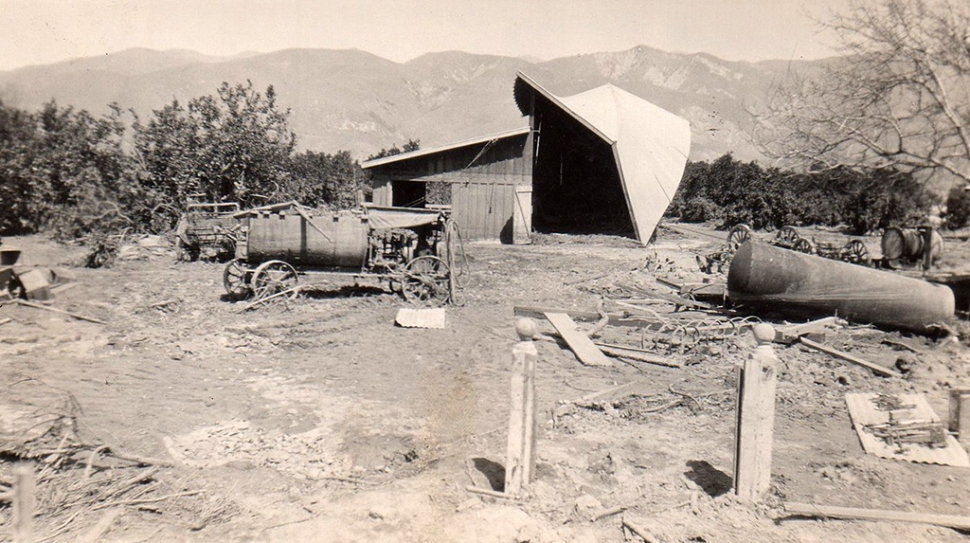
[222, 202, 460, 304]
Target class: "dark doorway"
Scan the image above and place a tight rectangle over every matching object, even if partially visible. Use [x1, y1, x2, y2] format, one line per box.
[392, 180, 427, 208]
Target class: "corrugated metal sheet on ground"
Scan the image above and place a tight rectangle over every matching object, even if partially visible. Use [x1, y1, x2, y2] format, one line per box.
[395, 308, 446, 329]
[845, 392, 969, 467]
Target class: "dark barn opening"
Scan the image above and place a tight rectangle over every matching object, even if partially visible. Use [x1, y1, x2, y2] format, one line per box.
[391, 180, 427, 208]
[530, 105, 633, 237]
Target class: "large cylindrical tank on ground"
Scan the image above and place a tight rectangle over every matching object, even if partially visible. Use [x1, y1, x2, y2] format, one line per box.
[728, 241, 954, 333]
[881, 227, 943, 265]
[244, 208, 369, 268]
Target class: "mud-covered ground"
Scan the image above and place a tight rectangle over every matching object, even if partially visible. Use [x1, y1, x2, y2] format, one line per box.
[2, 225, 970, 542]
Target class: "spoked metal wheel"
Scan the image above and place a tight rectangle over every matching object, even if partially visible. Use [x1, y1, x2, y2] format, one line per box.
[250, 260, 299, 301]
[223, 259, 253, 300]
[841, 239, 871, 266]
[775, 226, 800, 247]
[401, 255, 451, 304]
[727, 224, 752, 249]
[793, 238, 816, 255]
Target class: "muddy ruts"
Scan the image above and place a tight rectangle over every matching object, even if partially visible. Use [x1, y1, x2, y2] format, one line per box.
[727, 241, 954, 333]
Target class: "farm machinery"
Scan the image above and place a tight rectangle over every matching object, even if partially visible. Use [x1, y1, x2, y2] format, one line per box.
[713, 223, 943, 271]
[175, 201, 242, 262]
[222, 202, 462, 304]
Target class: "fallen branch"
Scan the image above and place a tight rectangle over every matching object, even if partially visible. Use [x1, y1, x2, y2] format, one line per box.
[0, 317, 12, 327]
[596, 344, 681, 368]
[14, 299, 107, 325]
[799, 338, 901, 378]
[465, 485, 519, 500]
[91, 490, 202, 512]
[622, 517, 663, 543]
[783, 502, 970, 531]
[592, 505, 628, 521]
[240, 286, 303, 312]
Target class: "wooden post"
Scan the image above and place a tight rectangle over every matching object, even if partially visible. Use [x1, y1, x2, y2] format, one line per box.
[733, 323, 778, 502]
[12, 463, 35, 543]
[505, 317, 538, 495]
[948, 387, 970, 448]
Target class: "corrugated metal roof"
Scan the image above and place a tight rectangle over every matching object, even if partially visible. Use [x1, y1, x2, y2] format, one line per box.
[361, 127, 531, 169]
[514, 72, 691, 245]
[845, 392, 969, 468]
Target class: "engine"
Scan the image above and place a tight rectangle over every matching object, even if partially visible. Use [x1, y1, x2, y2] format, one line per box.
[368, 229, 418, 272]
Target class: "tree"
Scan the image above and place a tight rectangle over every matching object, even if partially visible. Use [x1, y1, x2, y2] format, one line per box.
[289, 150, 365, 210]
[755, 0, 970, 185]
[133, 81, 296, 209]
[367, 138, 420, 161]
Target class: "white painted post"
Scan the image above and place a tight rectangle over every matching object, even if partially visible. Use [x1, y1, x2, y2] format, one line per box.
[733, 323, 778, 502]
[505, 318, 538, 495]
[13, 463, 34, 543]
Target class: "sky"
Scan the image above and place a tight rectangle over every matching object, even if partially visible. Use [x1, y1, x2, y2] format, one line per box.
[0, 0, 855, 72]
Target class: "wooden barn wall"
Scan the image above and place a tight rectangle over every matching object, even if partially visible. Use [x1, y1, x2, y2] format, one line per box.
[367, 134, 531, 240]
[452, 183, 516, 242]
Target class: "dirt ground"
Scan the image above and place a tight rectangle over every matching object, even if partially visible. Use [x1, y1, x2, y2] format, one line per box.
[2, 225, 970, 543]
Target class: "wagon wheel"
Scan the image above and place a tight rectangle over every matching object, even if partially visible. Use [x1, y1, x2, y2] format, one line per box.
[793, 238, 816, 255]
[841, 239, 871, 266]
[223, 259, 253, 300]
[402, 255, 451, 304]
[727, 224, 752, 249]
[250, 260, 299, 301]
[775, 226, 800, 247]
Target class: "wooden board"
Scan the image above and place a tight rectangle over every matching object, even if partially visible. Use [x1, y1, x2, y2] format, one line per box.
[845, 393, 969, 467]
[543, 312, 612, 367]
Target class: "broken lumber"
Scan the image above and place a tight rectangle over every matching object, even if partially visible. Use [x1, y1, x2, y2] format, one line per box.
[774, 316, 844, 344]
[544, 312, 612, 367]
[0, 317, 11, 327]
[783, 502, 970, 531]
[14, 299, 107, 325]
[594, 343, 681, 368]
[514, 305, 657, 328]
[799, 337, 901, 378]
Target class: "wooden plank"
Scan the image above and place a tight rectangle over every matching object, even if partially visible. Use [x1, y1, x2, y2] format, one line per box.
[733, 337, 778, 502]
[783, 502, 970, 531]
[799, 337, 901, 377]
[544, 312, 612, 367]
[774, 317, 843, 344]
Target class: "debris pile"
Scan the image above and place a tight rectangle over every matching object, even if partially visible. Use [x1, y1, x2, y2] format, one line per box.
[0, 379, 232, 540]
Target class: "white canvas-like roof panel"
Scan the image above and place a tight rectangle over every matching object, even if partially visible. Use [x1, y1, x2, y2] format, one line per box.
[517, 73, 691, 244]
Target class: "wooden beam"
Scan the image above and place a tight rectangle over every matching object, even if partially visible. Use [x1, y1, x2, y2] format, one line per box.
[783, 502, 970, 531]
[544, 313, 612, 367]
[799, 337, 900, 378]
[594, 343, 681, 368]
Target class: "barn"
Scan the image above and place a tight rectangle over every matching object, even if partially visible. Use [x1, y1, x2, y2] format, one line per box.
[361, 72, 691, 245]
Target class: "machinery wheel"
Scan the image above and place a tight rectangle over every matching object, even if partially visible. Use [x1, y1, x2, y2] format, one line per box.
[841, 239, 871, 266]
[727, 224, 752, 248]
[223, 259, 253, 300]
[775, 226, 800, 247]
[402, 255, 451, 304]
[250, 260, 299, 301]
[793, 238, 816, 254]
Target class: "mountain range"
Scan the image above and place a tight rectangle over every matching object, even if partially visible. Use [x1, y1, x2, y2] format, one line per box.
[0, 46, 819, 162]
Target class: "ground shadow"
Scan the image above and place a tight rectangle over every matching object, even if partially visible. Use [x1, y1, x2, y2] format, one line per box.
[684, 460, 733, 497]
[300, 285, 390, 300]
[471, 457, 506, 492]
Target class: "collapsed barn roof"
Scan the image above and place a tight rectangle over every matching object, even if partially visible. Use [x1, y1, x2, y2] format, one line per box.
[513, 72, 691, 244]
